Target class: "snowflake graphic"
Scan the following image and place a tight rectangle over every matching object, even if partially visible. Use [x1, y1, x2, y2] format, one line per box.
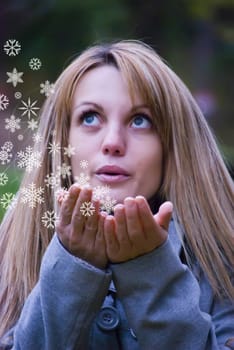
[48, 142, 61, 155]
[0, 173, 8, 186]
[20, 183, 44, 208]
[0, 150, 11, 165]
[100, 196, 117, 214]
[32, 132, 42, 143]
[27, 119, 38, 131]
[0, 142, 13, 165]
[0, 94, 9, 111]
[14, 91, 22, 99]
[0, 193, 16, 210]
[6, 68, 24, 87]
[41, 210, 58, 228]
[18, 98, 40, 118]
[93, 185, 111, 201]
[80, 160, 89, 169]
[2, 141, 13, 152]
[40, 80, 55, 97]
[44, 173, 60, 189]
[74, 173, 90, 187]
[55, 188, 68, 204]
[80, 201, 95, 217]
[17, 146, 42, 173]
[18, 134, 24, 141]
[5, 115, 21, 133]
[4, 39, 21, 56]
[29, 58, 42, 70]
[57, 163, 72, 179]
[64, 144, 76, 157]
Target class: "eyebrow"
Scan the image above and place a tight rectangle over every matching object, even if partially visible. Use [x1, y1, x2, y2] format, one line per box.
[73, 102, 150, 112]
[73, 102, 104, 112]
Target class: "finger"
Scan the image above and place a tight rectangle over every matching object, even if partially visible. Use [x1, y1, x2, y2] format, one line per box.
[95, 211, 107, 249]
[59, 185, 81, 226]
[135, 196, 158, 238]
[83, 199, 100, 243]
[114, 204, 131, 247]
[154, 201, 173, 231]
[104, 215, 119, 255]
[56, 188, 69, 206]
[124, 197, 143, 242]
[71, 187, 93, 233]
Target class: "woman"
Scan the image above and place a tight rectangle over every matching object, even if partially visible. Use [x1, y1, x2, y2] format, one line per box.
[0, 40, 233, 349]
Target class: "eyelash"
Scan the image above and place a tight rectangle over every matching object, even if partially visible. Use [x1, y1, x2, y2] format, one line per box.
[79, 110, 98, 123]
[79, 110, 153, 128]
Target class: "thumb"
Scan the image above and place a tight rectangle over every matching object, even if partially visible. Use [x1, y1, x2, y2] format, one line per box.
[154, 201, 173, 231]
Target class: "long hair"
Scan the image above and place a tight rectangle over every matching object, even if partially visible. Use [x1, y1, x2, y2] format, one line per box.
[0, 40, 233, 336]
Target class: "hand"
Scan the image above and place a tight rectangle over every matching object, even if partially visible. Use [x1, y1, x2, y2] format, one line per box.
[56, 185, 108, 269]
[104, 196, 173, 263]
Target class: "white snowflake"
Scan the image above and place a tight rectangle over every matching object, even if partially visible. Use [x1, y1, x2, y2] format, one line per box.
[48, 142, 61, 155]
[55, 188, 68, 203]
[6, 68, 24, 87]
[0, 142, 13, 165]
[57, 163, 72, 179]
[0, 192, 16, 209]
[20, 183, 44, 208]
[17, 146, 42, 173]
[2, 141, 13, 152]
[18, 134, 24, 141]
[63, 144, 76, 157]
[0, 150, 11, 165]
[4, 39, 21, 56]
[0, 94, 9, 111]
[0, 173, 8, 186]
[80, 160, 89, 169]
[32, 132, 43, 143]
[27, 119, 38, 131]
[29, 58, 42, 70]
[18, 98, 40, 118]
[5, 115, 21, 133]
[100, 196, 117, 214]
[44, 173, 60, 189]
[74, 173, 90, 187]
[80, 201, 95, 217]
[40, 80, 55, 97]
[41, 210, 58, 228]
[14, 91, 22, 99]
[93, 185, 111, 201]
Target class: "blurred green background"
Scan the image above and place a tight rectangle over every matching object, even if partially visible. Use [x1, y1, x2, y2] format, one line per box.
[0, 0, 233, 221]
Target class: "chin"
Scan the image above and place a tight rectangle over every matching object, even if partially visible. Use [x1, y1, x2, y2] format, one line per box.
[107, 188, 137, 204]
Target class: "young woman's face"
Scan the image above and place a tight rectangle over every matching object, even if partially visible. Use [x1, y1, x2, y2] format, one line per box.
[69, 65, 163, 204]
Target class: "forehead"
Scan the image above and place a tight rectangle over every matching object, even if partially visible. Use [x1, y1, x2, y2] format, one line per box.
[72, 65, 146, 108]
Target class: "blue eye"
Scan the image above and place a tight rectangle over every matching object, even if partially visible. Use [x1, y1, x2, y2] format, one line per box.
[132, 115, 152, 128]
[80, 111, 99, 126]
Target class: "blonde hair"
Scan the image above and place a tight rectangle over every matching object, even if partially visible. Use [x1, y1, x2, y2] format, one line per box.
[0, 40, 233, 336]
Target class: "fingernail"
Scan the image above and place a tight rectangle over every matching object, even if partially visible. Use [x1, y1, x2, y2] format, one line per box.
[124, 197, 135, 205]
[135, 195, 145, 200]
[114, 204, 124, 211]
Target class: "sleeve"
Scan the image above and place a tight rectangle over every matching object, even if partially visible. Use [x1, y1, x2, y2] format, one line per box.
[11, 234, 112, 350]
[110, 237, 234, 350]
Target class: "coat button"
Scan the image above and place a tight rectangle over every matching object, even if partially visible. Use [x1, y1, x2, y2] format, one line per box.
[97, 306, 120, 331]
[130, 328, 137, 339]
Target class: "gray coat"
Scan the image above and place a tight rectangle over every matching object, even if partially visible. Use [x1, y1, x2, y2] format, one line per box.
[1, 221, 234, 349]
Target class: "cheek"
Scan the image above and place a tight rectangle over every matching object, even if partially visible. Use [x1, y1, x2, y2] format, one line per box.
[69, 135, 96, 176]
[145, 141, 163, 181]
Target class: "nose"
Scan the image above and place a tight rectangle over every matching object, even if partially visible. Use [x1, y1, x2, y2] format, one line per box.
[101, 125, 126, 156]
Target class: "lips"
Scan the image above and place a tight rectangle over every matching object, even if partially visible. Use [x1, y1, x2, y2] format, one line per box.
[96, 165, 130, 176]
[95, 165, 130, 183]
